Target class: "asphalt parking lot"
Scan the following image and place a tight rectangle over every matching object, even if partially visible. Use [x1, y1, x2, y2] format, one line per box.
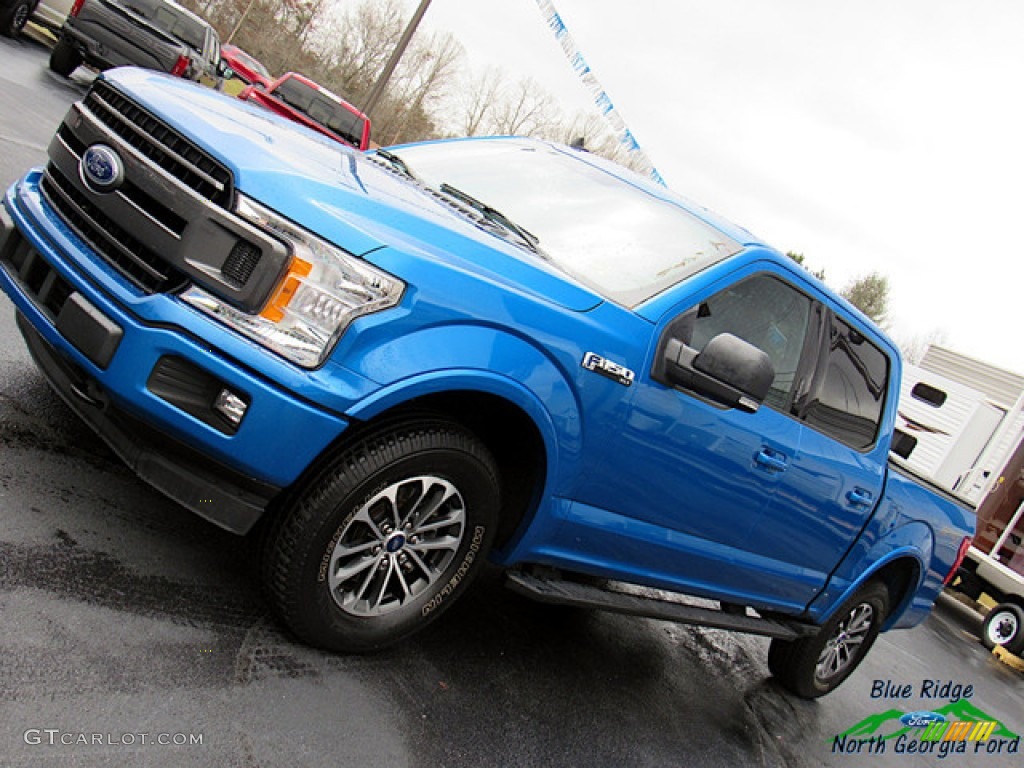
[1, 32, 1022, 768]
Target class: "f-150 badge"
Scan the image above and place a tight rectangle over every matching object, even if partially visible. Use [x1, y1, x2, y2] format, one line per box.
[582, 352, 635, 387]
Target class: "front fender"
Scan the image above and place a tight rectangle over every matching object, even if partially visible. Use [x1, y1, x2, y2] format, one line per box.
[341, 322, 584, 488]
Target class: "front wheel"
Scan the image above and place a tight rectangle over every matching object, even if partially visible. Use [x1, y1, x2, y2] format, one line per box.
[0, 0, 31, 37]
[262, 419, 500, 652]
[768, 581, 889, 698]
[981, 603, 1024, 655]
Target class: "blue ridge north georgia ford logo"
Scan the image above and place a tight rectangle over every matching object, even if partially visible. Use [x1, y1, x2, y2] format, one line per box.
[79, 144, 124, 192]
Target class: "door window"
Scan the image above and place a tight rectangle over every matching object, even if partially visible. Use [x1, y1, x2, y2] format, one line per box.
[688, 274, 812, 410]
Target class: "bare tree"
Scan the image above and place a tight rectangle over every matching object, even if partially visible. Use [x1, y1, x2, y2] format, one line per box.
[375, 30, 463, 145]
[281, 0, 329, 46]
[487, 77, 556, 136]
[896, 329, 949, 365]
[457, 66, 505, 136]
[314, 0, 405, 104]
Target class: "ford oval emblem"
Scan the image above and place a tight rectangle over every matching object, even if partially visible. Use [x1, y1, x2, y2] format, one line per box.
[79, 144, 124, 192]
[899, 711, 946, 728]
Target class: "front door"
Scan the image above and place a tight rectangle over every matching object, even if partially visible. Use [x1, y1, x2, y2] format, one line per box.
[615, 269, 822, 611]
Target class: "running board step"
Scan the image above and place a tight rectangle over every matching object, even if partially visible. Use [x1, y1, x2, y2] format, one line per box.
[506, 570, 817, 641]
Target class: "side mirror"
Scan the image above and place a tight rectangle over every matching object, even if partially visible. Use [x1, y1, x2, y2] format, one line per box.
[217, 61, 234, 79]
[661, 333, 774, 412]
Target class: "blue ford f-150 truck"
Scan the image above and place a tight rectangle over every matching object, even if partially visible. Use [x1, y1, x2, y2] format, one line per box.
[0, 68, 974, 698]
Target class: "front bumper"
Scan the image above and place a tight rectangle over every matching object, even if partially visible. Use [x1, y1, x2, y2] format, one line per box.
[15, 311, 277, 533]
[0, 173, 352, 533]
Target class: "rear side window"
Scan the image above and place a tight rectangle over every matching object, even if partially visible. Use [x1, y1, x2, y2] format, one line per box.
[803, 316, 889, 450]
[149, 6, 205, 51]
[240, 52, 271, 79]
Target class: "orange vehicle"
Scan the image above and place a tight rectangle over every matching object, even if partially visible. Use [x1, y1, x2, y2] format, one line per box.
[239, 72, 371, 150]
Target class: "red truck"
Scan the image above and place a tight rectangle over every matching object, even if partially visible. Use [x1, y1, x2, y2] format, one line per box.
[239, 72, 371, 151]
[220, 43, 273, 90]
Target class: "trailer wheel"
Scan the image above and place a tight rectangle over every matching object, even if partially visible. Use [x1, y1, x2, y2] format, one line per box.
[262, 418, 500, 652]
[981, 603, 1024, 655]
[768, 581, 889, 699]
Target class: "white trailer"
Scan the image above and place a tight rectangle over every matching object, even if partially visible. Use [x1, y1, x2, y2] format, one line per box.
[895, 346, 1024, 654]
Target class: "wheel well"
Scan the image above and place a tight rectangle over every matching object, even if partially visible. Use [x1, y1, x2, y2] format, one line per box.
[871, 558, 921, 619]
[999, 595, 1024, 610]
[350, 391, 547, 548]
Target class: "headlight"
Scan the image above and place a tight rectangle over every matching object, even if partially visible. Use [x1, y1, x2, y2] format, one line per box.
[180, 195, 404, 368]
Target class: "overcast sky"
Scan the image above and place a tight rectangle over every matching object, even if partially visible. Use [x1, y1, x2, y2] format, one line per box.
[403, 0, 1023, 375]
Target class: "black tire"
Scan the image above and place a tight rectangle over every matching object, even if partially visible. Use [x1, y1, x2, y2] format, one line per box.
[768, 581, 889, 699]
[952, 570, 984, 601]
[0, 0, 31, 37]
[980, 603, 1024, 655]
[262, 419, 500, 653]
[49, 39, 83, 77]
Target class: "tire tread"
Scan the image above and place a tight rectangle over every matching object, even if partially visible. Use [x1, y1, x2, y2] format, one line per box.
[261, 419, 499, 652]
[769, 580, 889, 699]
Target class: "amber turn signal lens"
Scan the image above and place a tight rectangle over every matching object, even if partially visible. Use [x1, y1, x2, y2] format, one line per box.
[260, 258, 312, 322]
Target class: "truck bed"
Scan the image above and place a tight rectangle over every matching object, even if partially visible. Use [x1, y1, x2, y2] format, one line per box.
[69, 0, 187, 71]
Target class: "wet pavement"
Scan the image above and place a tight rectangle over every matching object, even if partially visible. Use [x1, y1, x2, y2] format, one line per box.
[1, 34, 1022, 768]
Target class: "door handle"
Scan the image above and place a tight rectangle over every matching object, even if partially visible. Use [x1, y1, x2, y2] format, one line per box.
[846, 488, 874, 508]
[754, 449, 788, 473]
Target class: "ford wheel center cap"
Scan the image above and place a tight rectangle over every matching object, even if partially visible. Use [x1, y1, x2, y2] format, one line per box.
[80, 144, 124, 192]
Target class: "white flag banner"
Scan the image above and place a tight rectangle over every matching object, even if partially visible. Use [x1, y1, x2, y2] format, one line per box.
[534, 0, 665, 186]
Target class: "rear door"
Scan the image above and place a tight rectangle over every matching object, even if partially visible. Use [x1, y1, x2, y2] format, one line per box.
[749, 312, 891, 605]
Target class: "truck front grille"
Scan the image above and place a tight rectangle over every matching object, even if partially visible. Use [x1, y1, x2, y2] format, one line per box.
[37, 77, 288, 311]
[85, 80, 233, 209]
[41, 164, 188, 293]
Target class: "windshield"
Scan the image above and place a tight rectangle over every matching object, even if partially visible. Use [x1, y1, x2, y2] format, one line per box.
[394, 139, 741, 307]
[274, 76, 367, 148]
[237, 51, 270, 79]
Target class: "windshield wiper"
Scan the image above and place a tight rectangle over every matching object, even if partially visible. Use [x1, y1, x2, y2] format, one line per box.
[439, 183, 542, 255]
[374, 149, 418, 181]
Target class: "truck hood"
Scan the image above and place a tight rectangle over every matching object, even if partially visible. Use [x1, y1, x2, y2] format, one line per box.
[104, 68, 603, 312]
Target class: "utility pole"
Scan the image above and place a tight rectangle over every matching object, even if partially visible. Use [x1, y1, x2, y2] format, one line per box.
[361, 0, 432, 119]
[226, 0, 258, 45]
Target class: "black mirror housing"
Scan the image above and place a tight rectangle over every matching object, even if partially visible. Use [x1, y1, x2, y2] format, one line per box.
[695, 333, 774, 401]
[661, 333, 774, 412]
